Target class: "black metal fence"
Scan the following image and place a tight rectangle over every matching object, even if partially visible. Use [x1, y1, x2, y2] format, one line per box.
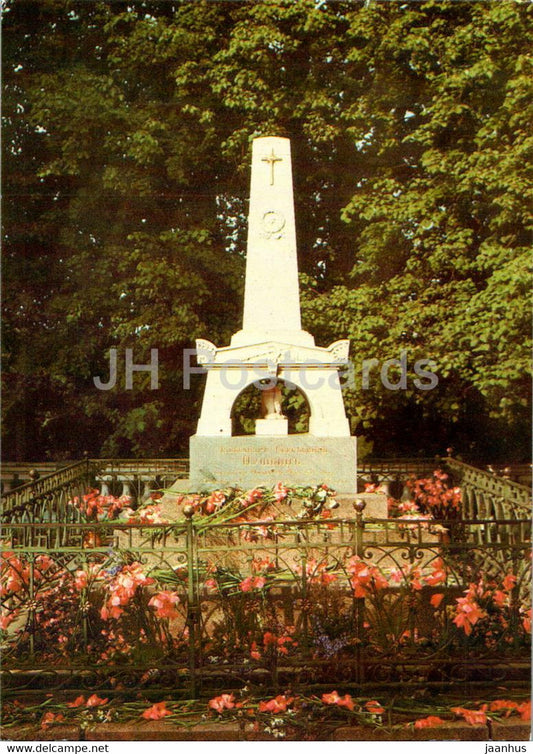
[2, 510, 530, 700]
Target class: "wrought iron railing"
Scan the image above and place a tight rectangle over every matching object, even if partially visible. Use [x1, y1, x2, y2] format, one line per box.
[2, 455, 530, 529]
[445, 457, 531, 520]
[1, 508, 530, 699]
[1, 456, 530, 700]
[3, 456, 529, 515]
[1, 459, 189, 523]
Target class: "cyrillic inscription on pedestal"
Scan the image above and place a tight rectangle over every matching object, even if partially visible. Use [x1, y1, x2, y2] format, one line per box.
[190, 435, 357, 493]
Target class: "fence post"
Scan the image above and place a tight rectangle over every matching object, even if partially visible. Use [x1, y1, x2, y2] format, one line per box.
[353, 499, 366, 684]
[28, 553, 36, 659]
[184, 505, 198, 698]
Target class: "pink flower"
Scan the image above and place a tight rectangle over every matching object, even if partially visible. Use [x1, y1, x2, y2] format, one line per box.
[273, 482, 289, 502]
[148, 591, 180, 619]
[40, 712, 65, 729]
[86, 694, 108, 707]
[365, 700, 384, 715]
[489, 700, 519, 717]
[258, 695, 293, 713]
[451, 705, 487, 725]
[453, 584, 486, 635]
[517, 701, 531, 721]
[347, 557, 388, 597]
[251, 557, 275, 573]
[430, 593, 444, 608]
[244, 488, 263, 505]
[66, 695, 85, 708]
[205, 491, 226, 514]
[502, 573, 517, 591]
[414, 716, 445, 729]
[322, 691, 354, 711]
[239, 576, 266, 592]
[425, 559, 447, 586]
[74, 570, 88, 590]
[142, 701, 172, 720]
[208, 694, 235, 713]
[128, 504, 167, 525]
[101, 562, 154, 620]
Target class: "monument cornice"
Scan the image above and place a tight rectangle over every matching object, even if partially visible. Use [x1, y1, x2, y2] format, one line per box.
[196, 337, 350, 368]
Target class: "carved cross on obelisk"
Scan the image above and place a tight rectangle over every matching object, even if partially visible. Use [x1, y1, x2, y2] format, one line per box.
[261, 148, 282, 185]
[232, 136, 313, 348]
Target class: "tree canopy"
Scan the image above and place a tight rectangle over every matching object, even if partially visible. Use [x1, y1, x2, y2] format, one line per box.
[2, 0, 531, 462]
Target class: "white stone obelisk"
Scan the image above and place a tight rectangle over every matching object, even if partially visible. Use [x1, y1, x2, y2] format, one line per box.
[231, 136, 314, 348]
[190, 134, 358, 493]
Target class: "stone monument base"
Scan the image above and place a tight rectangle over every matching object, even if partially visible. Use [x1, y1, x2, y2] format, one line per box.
[189, 435, 357, 493]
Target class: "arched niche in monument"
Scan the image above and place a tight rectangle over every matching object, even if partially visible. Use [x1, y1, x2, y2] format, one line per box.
[194, 356, 350, 438]
[231, 379, 310, 436]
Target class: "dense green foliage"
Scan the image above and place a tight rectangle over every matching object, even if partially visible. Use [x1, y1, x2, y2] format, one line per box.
[3, 0, 531, 461]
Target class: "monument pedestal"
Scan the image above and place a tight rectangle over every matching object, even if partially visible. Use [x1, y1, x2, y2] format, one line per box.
[190, 435, 357, 493]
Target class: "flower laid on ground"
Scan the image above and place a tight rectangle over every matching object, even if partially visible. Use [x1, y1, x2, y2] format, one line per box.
[171, 483, 337, 525]
[451, 704, 488, 725]
[489, 699, 519, 717]
[273, 482, 289, 502]
[86, 694, 108, 707]
[122, 504, 168, 525]
[40, 712, 65, 729]
[66, 696, 86, 708]
[414, 715, 446, 729]
[69, 490, 132, 522]
[321, 691, 355, 711]
[365, 700, 385, 715]
[3, 689, 530, 737]
[208, 693, 235, 713]
[205, 491, 226, 515]
[243, 488, 263, 506]
[258, 694, 293, 713]
[148, 590, 180, 619]
[141, 701, 172, 720]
